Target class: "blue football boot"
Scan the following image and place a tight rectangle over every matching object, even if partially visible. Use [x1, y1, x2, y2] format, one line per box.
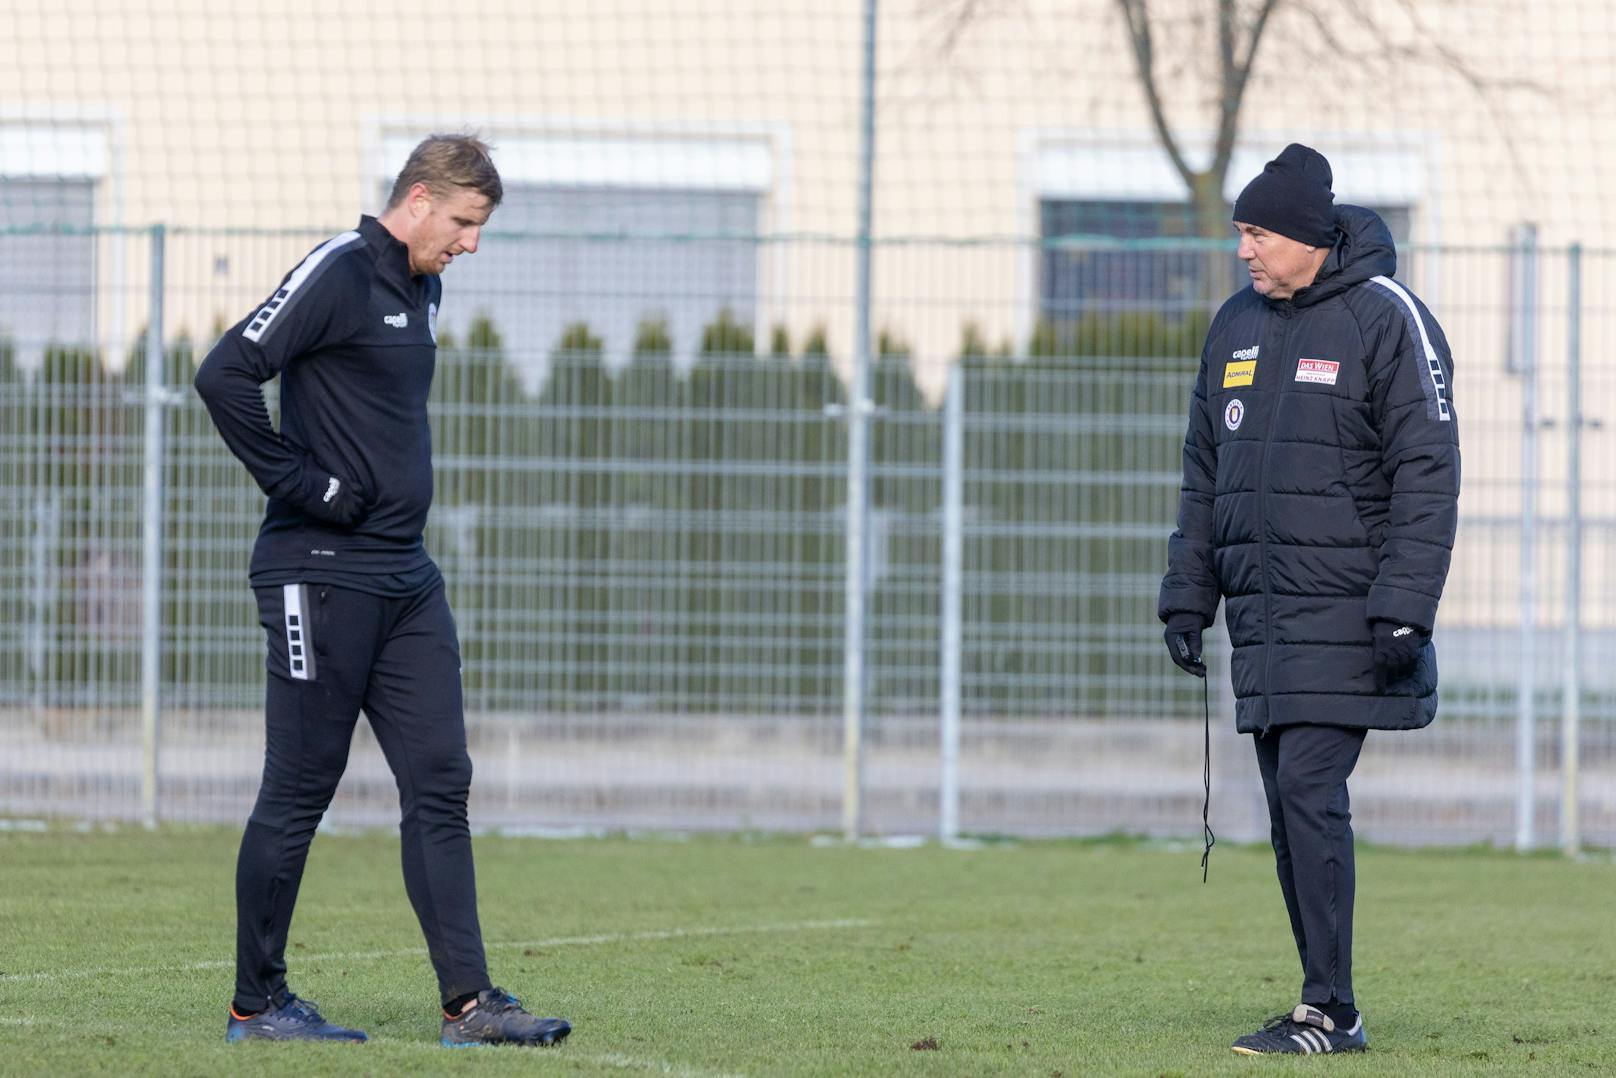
[226, 994, 368, 1043]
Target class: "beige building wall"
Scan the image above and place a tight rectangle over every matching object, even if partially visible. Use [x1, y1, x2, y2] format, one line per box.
[2, 1, 1610, 341]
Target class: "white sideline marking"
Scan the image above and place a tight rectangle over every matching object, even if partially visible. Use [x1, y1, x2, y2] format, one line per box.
[392, 1040, 745, 1077]
[0, 1014, 743, 1077]
[587, 1051, 747, 1078]
[0, 918, 876, 985]
[0, 819, 47, 832]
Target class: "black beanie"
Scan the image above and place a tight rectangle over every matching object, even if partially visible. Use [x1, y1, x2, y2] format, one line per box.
[1232, 143, 1337, 246]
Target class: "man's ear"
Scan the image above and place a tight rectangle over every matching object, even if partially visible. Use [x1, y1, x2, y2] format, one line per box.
[408, 182, 434, 220]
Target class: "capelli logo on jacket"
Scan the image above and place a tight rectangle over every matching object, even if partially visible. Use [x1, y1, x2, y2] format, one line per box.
[1224, 345, 1260, 388]
[384, 312, 409, 328]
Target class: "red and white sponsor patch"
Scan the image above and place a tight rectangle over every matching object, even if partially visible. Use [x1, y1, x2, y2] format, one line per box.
[1295, 358, 1340, 385]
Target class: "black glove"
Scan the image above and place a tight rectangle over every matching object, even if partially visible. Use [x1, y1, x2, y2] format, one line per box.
[1372, 620, 1424, 691]
[278, 459, 369, 528]
[1164, 613, 1206, 678]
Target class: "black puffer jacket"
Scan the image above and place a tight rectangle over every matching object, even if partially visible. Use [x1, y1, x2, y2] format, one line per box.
[1158, 206, 1460, 733]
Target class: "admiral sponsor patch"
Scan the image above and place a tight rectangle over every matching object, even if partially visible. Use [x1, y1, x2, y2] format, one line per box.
[1295, 358, 1340, 385]
[1223, 360, 1256, 388]
[1224, 398, 1245, 431]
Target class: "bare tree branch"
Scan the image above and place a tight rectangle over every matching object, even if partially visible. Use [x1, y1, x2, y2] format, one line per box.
[1210, 0, 1280, 182]
[1115, 0, 1198, 191]
[920, 0, 1548, 230]
[926, 0, 998, 59]
[1392, 0, 1547, 191]
[1283, 0, 1547, 192]
[905, 0, 1034, 110]
[1281, 2, 1416, 71]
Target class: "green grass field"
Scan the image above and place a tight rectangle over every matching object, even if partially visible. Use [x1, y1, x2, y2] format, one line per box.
[0, 827, 1611, 1076]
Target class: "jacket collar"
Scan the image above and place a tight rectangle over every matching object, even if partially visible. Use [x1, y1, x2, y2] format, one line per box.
[1281, 205, 1399, 310]
[357, 215, 418, 292]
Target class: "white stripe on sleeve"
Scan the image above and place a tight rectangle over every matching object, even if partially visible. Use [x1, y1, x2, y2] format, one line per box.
[243, 231, 362, 343]
[1369, 274, 1452, 422]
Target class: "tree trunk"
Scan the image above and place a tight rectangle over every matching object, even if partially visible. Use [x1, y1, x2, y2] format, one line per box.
[1190, 169, 1230, 238]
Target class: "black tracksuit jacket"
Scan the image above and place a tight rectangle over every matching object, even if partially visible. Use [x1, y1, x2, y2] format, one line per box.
[195, 216, 444, 595]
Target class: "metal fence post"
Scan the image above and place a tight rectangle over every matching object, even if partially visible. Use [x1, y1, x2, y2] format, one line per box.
[140, 224, 166, 828]
[939, 363, 963, 842]
[1510, 223, 1539, 851]
[1561, 243, 1583, 857]
[842, 0, 878, 841]
[28, 494, 59, 712]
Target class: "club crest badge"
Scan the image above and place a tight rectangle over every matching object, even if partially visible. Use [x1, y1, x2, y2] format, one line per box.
[1224, 398, 1245, 431]
[427, 302, 438, 344]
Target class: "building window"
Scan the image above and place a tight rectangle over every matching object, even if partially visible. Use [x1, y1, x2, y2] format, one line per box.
[1038, 198, 1413, 333]
[445, 185, 760, 373]
[1030, 134, 1425, 349]
[374, 128, 776, 380]
[0, 178, 97, 366]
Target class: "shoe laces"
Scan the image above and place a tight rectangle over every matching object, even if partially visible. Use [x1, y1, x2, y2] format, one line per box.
[482, 988, 524, 1014]
[1257, 1013, 1297, 1034]
[278, 995, 324, 1021]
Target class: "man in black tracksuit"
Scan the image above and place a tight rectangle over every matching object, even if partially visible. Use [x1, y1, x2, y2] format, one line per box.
[196, 135, 570, 1048]
[1158, 144, 1460, 1055]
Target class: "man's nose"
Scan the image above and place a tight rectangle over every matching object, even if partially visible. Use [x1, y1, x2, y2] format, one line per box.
[461, 227, 480, 255]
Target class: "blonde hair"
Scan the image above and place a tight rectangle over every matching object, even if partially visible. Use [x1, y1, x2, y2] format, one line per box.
[385, 134, 503, 210]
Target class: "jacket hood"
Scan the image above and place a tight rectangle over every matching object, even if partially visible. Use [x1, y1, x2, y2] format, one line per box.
[1290, 204, 1397, 308]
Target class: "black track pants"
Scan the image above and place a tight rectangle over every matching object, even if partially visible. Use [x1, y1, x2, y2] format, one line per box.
[233, 582, 490, 1011]
[1252, 723, 1367, 1008]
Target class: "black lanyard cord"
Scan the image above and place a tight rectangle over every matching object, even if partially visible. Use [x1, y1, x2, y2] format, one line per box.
[1200, 670, 1216, 882]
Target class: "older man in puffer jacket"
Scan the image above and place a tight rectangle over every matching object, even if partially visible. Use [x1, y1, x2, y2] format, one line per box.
[1158, 143, 1460, 1056]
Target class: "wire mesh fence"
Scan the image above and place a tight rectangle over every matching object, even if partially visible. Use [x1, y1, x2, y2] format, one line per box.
[3, 0, 1616, 848]
[1, 226, 1612, 848]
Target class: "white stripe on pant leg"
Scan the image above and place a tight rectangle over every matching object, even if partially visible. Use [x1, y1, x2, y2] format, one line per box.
[283, 583, 316, 681]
